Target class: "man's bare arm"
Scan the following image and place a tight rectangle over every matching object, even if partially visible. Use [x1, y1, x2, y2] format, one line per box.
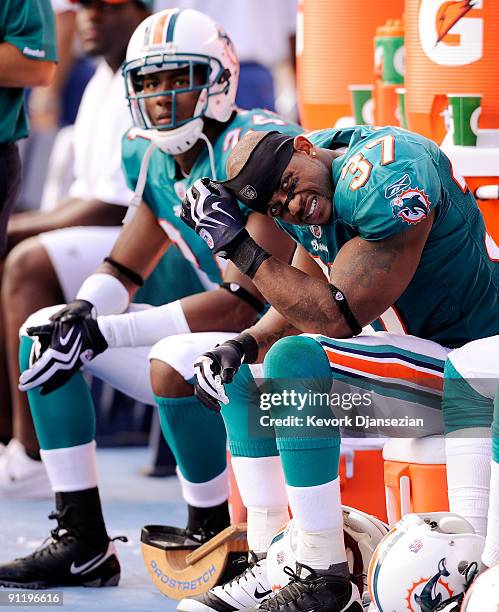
[93, 201, 171, 297]
[242, 245, 326, 360]
[29, 10, 76, 129]
[181, 212, 296, 332]
[189, 245, 325, 412]
[7, 198, 128, 251]
[0, 42, 55, 87]
[250, 211, 434, 338]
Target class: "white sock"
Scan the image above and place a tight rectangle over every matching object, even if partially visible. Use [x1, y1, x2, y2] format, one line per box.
[287, 478, 347, 569]
[247, 506, 290, 554]
[176, 467, 229, 508]
[231, 456, 288, 506]
[40, 441, 98, 492]
[482, 459, 499, 567]
[445, 431, 491, 537]
[231, 456, 289, 553]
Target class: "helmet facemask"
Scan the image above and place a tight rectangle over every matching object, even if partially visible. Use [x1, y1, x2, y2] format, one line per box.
[124, 54, 230, 132]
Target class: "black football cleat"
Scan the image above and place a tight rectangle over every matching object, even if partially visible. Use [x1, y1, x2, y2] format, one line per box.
[249, 563, 362, 612]
[0, 506, 126, 589]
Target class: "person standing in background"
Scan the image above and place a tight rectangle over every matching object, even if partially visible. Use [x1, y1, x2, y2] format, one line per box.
[0, 0, 57, 256]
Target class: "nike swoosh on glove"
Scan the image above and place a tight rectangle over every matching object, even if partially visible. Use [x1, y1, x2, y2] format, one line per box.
[193, 340, 246, 412]
[181, 178, 248, 258]
[19, 300, 108, 395]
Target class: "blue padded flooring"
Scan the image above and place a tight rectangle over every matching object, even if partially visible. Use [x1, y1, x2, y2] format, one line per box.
[0, 448, 186, 611]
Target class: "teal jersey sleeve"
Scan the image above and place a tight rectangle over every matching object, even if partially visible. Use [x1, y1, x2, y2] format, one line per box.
[278, 126, 498, 347]
[332, 127, 442, 241]
[2, 0, 57, 62]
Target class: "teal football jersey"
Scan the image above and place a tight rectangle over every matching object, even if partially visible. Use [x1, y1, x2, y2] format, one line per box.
[277, 125, 499, 348]
[123, 109, 302, 305]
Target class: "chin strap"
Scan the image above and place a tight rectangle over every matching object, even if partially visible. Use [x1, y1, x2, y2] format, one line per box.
[198, 131, 217, 180]
[123, 129, 216, 226]
[123, 140, 157, 225]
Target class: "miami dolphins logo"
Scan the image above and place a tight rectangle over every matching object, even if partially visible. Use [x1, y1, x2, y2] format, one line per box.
[239, 184, 257, 200]
[310, 225, 322, 238]
[406, 558, 454, 612]
[391, 188, 431, 225]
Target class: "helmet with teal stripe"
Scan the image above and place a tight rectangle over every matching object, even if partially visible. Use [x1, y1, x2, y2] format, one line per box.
[367, 513, 483, 612]
[122, 8, 239, 154]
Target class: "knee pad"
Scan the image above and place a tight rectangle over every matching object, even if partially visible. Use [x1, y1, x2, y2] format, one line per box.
[264, 335, 331, 382]
[263, 335, 333, 422]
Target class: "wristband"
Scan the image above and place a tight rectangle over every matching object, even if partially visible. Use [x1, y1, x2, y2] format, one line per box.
[228, 232, 271, 279]
[229, 332, 259, 364]
[76, 273, 130, 316]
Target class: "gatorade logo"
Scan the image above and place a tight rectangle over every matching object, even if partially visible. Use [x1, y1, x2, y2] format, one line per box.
[419, 0, 483, 66]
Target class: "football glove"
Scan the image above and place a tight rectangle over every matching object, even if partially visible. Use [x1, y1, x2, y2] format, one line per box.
[181, 178, 248, 258]
[194, 341, 246, 412]
[18, 300, 108, 395]
[193, 334, 258, 412]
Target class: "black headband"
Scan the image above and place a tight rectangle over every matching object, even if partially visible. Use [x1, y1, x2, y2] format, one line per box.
[219, 131, 295, 214]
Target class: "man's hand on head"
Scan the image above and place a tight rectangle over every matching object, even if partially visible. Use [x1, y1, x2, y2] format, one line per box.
[181, 178, 248, 258]
[182, 178, 272, 279]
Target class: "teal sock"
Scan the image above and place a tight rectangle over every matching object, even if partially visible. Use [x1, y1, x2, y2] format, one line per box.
[222, 364, 279, 458]
[264, 336, 340, 487]
[19, 336, 95, 450]
[155, 394, 227, 483]
[443, 360, 494, 433]
[493, 385, 499, 463]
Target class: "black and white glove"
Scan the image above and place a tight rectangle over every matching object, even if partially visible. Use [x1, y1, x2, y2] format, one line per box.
[193, 333, 259, 412]
[18, 299, 108, 395]
[181, 178, 248, 258]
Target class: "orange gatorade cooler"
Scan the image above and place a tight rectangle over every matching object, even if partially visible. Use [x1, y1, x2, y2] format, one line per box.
[296, 0, 404, 130]
[383, 437, 449, 527]
[373, 19, 404, 127]
[405, 0, 499, 143]
[339, 439, 388, 522]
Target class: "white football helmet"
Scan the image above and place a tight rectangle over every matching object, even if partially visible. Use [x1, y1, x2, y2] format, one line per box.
[266, 506, 389, 597]
[367, 513, 484, 612]
[461, 564, 499, 612]
[122, 8, 239, 154]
